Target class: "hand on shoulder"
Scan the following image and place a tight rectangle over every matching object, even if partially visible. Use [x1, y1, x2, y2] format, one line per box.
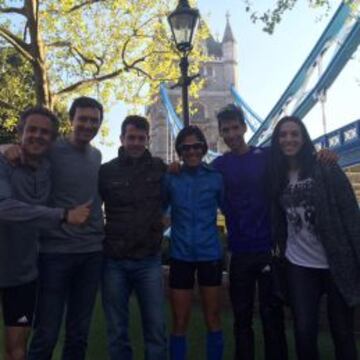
[0, 144, 23, 166]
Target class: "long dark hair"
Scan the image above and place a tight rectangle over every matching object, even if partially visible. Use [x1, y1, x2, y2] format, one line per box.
[269, 116, 317, 200]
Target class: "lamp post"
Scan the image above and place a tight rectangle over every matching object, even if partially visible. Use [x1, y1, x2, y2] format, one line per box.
[168, 0, 200, 127]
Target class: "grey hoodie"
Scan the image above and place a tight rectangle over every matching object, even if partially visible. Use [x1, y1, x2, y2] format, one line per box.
[0, 155, 63, 287]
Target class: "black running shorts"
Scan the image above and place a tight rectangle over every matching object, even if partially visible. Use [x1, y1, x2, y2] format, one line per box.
[169, 258, 223, 289]
[0, 280, 37, 327]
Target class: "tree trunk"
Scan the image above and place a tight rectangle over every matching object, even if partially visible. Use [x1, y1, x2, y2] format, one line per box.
[25, 0, 53, 109]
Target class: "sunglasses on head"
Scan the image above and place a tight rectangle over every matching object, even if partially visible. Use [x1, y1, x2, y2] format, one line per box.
[179, 142, 204, 152]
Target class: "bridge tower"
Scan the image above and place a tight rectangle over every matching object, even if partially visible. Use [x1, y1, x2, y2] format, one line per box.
[222, 12, 238, 88]
[147, 15, 239, 162]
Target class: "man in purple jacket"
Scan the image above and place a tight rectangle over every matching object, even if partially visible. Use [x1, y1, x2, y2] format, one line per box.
[212, 104, 288, 360]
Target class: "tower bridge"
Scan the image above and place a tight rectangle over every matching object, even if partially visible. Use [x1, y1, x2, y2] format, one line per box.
[148, 1, 360, 200]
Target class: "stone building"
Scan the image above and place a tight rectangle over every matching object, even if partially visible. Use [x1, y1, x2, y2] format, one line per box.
[147, 16, 238, 162]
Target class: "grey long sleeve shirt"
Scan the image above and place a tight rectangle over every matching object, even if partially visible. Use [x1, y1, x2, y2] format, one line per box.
[0, 155, 63, 287]
[40, 138, 104, 254]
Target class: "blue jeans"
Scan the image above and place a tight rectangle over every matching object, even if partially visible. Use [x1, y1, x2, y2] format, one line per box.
[28, 251, 103, 360]
[102, 255, 167, 360]
[287, 262, 357, 360]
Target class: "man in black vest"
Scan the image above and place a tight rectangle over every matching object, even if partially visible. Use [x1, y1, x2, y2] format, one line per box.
[99, 115, 167, 360]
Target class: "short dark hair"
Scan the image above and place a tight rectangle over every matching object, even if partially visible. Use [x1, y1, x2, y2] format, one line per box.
[69, 96, 103, 122]
[217, 103, 245, 129]
[121, 115, 149, 136]
[18, 107, 59, 139]
[175, 125, 208, 157]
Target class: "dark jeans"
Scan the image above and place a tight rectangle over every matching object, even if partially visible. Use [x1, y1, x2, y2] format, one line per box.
[287, 262, 358, 360]
[101, 255, 167, 360]
[229, 252, 288, 360]
[28, 251, 103, 360]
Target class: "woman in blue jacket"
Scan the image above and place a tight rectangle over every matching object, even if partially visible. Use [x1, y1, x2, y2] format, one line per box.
[269, 116, 360, 360]
[163, 126, 224, 360]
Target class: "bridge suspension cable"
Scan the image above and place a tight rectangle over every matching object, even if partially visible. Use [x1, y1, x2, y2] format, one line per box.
[250, 1, 360, 146]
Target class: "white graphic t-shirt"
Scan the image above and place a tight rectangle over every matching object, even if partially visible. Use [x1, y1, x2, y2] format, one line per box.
[281, 170, 329, 269]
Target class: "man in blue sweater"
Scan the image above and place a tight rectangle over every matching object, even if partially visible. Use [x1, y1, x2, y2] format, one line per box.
[0, 107, 90, 360]
[212, 104, 288, 360]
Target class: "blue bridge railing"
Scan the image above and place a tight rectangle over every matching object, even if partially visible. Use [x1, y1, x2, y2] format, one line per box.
[313, 119, 360, 168]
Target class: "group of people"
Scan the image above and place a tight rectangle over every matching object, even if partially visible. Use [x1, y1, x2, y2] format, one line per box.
[0, 96, 359, 360]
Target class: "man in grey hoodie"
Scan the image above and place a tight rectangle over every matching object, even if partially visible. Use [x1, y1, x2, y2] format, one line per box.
[3, 97, 104, 360]
[0, 107, 90, 360]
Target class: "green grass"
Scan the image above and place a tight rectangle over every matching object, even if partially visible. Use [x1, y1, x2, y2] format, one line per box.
[1, 295, 359, 359]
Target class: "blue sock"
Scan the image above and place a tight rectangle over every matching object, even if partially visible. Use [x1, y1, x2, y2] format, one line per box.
[170, 334, 186, 360]
[206, 330, 224, 360]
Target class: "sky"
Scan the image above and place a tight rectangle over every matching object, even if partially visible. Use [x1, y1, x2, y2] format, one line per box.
[95, 0, 360, 162]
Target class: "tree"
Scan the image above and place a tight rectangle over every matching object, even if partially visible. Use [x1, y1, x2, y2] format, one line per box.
[0, 45, 70, 142]
[0, 46, 36, 142]
[243, 0, 359, 34]
[0, 0, 208, 113]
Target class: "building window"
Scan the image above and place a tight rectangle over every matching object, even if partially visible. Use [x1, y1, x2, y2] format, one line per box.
[192, 103, 206, 123]
[201, 65, 215, 78]
[206, 65, 214, 77]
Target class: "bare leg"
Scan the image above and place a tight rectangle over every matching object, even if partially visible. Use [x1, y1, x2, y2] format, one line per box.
[5, 326, 31, 360]
[200, 286, 222, 331]
[170, 289, 193, 335]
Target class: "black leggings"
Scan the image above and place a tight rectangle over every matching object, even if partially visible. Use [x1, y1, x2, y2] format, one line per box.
[287, 262, 358, 360]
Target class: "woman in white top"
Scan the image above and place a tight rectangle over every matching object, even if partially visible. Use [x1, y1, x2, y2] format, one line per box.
[269, 116, 360, 360]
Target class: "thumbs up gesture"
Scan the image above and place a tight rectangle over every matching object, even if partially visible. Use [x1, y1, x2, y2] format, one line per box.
[66, 202, 92, 225]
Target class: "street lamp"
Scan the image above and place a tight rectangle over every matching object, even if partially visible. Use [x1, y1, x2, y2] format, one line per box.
[168, 0, 200, 127]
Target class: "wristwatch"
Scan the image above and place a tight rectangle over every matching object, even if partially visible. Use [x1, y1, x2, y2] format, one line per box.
[61, 209, 69, 224]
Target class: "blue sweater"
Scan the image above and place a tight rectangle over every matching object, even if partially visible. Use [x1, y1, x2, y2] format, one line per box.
[163, 163, 224, 261]
[212, 147, 272, 254]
